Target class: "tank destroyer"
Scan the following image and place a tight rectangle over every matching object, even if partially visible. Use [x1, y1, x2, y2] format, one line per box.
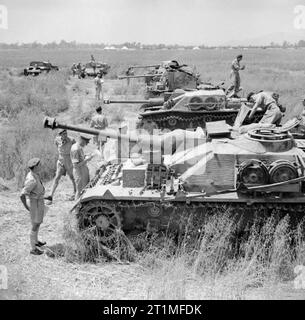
[119, 60, 201, 98]
[44, 117, 305, 246]
[104, 88, 265, 132]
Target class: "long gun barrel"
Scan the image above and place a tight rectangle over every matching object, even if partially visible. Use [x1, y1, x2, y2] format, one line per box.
[103, 98, 164, 106]
[118, 74, 162, 80]
[43, 117, 206, 158]
[43, 117, 139, 142]
[128, 65, 160, 69]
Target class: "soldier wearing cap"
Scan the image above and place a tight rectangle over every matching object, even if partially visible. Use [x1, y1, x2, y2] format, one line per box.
[90, 105, 108, 151]
[20, 158, 46, 255]
[227, 54, 245, 98]
[70, 133, 94, 199]
[45, 129, 76, 204]
[94, 72, 104, 101]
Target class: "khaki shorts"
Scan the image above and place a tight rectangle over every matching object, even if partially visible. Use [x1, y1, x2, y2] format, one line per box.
[259, 103, 282, 125]
[26, 198, 46, 224]
[56, 158, 73, 177]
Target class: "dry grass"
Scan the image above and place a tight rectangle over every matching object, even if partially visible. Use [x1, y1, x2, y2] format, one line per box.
[59, 208, 305, 299]
[2, 48, 305, 299]
[0, 69, 70, 187]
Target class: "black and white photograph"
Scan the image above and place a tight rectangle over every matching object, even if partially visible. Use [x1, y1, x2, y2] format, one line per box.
[1, 0, 305, 304]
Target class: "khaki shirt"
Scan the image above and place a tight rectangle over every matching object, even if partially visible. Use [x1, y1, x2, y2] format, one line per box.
[55, 136, 75, 162]
[21, 171, 45, 200]
[252, 92, 276, 109]
[231, 58, 242, 73]
[90, 114, 108, 130]
[70, 143, 85, 168]
[94, 77, 104, 88]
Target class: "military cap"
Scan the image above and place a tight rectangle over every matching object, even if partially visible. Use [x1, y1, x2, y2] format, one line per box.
[28, 157, 40, 169]
[58, 129, 67, 134]
[237, 54, 243, 59]
[79, 133, 91, 141]
[96, 105, 102, 112]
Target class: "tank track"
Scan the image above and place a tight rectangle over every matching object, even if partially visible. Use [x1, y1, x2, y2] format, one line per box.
[78, 199, 305, 243]
[139, 112, 263, 131]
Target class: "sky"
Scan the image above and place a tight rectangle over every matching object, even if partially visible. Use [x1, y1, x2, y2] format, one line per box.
[1, 0, 305, 45]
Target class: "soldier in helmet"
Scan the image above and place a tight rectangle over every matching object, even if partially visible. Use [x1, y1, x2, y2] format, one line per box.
[45, 129, 76, 204]
[70, 134, 94, 199]
[227, 54, 245, 98]
[20, 158, 47, 255]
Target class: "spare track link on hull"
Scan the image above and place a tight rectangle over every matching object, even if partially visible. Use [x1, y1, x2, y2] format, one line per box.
[140, 112, 263, 130]
[77, 200, 305, 240]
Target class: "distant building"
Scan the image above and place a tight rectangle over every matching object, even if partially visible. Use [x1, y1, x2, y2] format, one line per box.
[104, 46, 116, 50]
[193, 46, 200, 50]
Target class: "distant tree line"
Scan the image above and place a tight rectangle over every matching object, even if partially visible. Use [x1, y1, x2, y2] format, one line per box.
[1, 40, 305, 50]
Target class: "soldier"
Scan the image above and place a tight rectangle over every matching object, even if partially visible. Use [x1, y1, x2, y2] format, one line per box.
[90, 105, 109, 152]
[125, 67, 134, 86]
[227, 54, 245, 98]
[94, 72, 104, 101]
[90, 54, 96, 74]
[45, 129, 76, 205]
[247, 91, 283, 125]
[70, 134, 94, 199]
[71, 63, 77, 76]
[20, 158, 47, 255]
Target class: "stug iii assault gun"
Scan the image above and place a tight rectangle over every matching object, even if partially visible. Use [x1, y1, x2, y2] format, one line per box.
[44, 117, 305, 247]
[119, 60, 201, 98]
[104, 88, 264, 132]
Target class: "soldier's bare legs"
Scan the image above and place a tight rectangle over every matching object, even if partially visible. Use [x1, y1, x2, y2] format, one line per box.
[46, 170, 76, 203]
[67, 172, 77, 200]
[95, 87, 101, 100]
[49, 173, 62, 199]
[30, 222, 44, 255]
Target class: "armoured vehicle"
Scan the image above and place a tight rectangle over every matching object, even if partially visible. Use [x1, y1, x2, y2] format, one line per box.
[119, 60, 200, 98]
[78, 62, 111, 78]
[44, 117, 305, 245]
[104, 87, 265, 132]
[24, 61, 59, 76]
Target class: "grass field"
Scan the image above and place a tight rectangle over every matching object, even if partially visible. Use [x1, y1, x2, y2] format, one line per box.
[1, 48, 305, 300]
[1, 47, 305, 116]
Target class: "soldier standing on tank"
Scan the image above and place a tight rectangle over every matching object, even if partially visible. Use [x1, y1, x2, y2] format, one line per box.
[70, 134, 94, 199]
[94, 72, 104, 101]
[227, 54, 245, 98]
[90, 105, 109, 154]
[44, 129, 76, 205]
[20, 158, 47, 255]
[247, 91, 283, 125]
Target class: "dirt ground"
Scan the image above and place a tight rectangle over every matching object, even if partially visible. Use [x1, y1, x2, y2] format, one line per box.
[1, 77, 305, 300]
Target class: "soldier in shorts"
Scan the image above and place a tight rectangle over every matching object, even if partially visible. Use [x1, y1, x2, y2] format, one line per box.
[45, 129, 76, 204]
[247, 91, 283, 126]
[20, 158, 46, 255]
